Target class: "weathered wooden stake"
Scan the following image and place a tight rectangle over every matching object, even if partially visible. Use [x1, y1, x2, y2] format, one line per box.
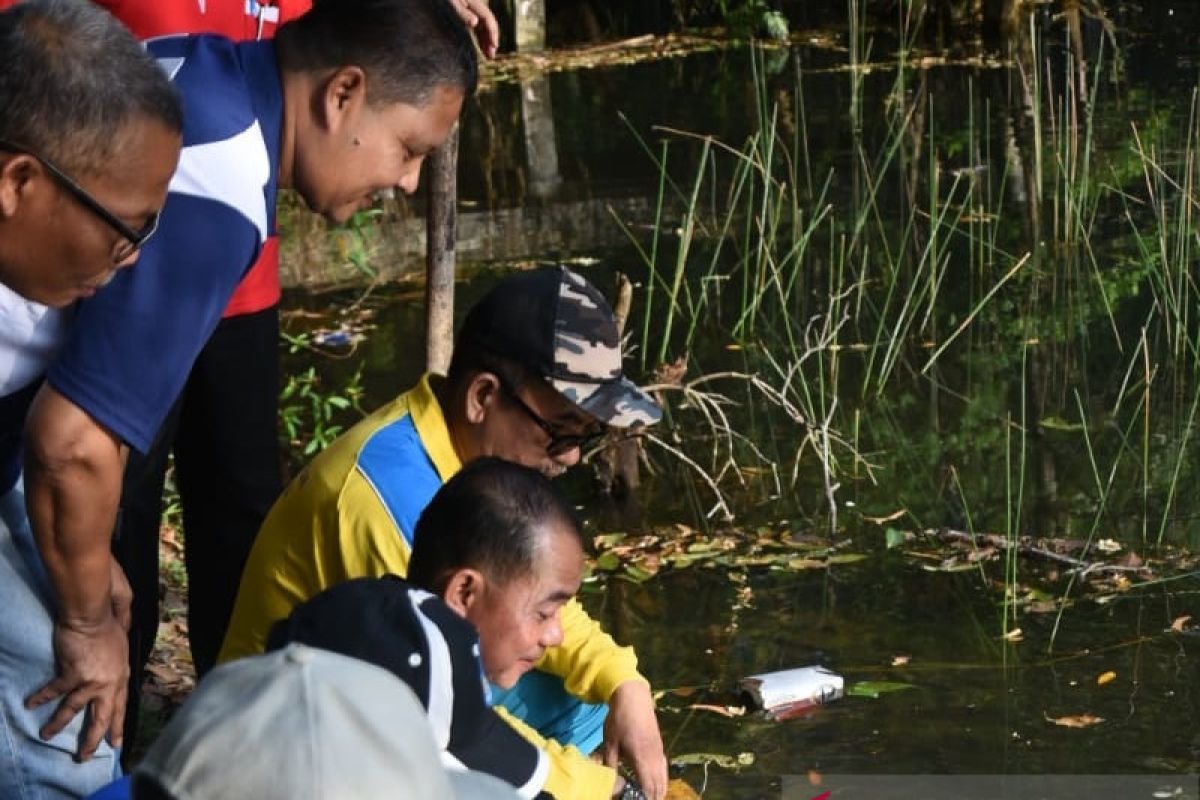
[425, 123, 459, 374]
[521, 73, 561, 198]
[515, 0, 545, 52]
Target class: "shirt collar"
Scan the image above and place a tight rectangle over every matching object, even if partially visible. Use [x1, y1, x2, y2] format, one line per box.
[409, 372, 462, 482]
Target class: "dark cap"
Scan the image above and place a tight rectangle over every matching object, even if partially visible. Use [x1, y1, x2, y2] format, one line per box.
[266, 576, 549, 799]
[459, 266, 661, 428]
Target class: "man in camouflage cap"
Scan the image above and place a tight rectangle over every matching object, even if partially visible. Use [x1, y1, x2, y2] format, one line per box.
[221, 266, 668, 800]
[455, 264, 661, 435]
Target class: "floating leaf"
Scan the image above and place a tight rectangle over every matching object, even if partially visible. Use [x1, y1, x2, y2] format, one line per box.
[890, 654, 911, 667]
[1038, 416, 1085, 432]
[922, 559, 979, 573]
[664, 552, 710, 568]
[1002, 628, 1024, 642]
[1097, 671, 1117, 686]
[686, 703, 746, 718]
[826, 553, 868, 565]
[848, 681, 916, 698]
[1171, 615, 1192, 632]
[787, 557, 828, 570]
[622, 564, 657, 582]
[665, 778, 702, 800]
[594, 552, 620, 571]
[593, 533, 627, 549]
[671, 752, 755, 770]
[1045, 712, 1104, 728]
[885, 527, 909, 549]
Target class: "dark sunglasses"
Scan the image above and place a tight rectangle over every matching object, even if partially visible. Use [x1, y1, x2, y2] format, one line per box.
[0, 139, 160, 263]
[498, 377, 607, 457]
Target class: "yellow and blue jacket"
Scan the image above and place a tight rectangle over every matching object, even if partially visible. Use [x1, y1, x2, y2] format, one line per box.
[220, 373, 640, 800]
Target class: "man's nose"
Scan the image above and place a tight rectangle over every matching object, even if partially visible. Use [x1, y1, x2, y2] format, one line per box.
[540, 613, 564, 649]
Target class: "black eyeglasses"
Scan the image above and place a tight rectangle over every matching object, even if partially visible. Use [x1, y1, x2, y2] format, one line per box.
[498, 378, 607, 457]
[0, 139, 160, 263]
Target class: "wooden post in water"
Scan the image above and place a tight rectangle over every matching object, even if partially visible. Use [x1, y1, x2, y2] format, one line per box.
[515, 0, 545, 52]
[424, 123, 459, 374]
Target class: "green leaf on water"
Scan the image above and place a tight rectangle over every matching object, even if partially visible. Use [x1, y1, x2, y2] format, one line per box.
[593, 533, 627, 549]
[920, 560, 979, 573]
[622, 564, 656, 583]
[848, 681, 916, 698]
[670, 752, 755, 770]
[885, 528, 909, 549]
[1038, 416, 1085, 432]
[594, 552, 620, 571]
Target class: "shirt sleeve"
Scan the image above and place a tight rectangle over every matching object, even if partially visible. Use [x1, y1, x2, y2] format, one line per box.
[537, 598, 647, 706]
[494, 705, 617, 800]
[46, 192, 259, 453]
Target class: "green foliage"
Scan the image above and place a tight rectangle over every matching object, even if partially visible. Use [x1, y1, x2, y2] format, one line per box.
[278, 353, 365, 458]
[717, 0, 788, 39]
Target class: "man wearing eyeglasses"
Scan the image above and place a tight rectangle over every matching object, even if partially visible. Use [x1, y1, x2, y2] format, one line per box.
[0, 1, 182, 797]
[220, 266, 669, 800]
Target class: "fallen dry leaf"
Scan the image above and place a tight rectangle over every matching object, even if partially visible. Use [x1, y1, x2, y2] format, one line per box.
[1045, 712, 1104, 728]
[1002, 627, 1024, 642]
[686, 703, 746, 718]
[665, 778, 701, 800]
[891, 654, 911, 667]
[1096, 671, 1117, 686]
[1119, 550, 1144, 568]
[1171, 615, 1192, 633]
[863, 509, 907, 525]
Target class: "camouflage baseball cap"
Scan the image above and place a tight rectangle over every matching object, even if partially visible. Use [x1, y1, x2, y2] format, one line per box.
[459, 266, 661, 428]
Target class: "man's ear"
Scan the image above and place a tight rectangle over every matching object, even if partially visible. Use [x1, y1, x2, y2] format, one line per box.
[317, 65, 368, 135]
[0, 154, 39, 220]
[441, 567, 487, 617]
[463, 372, 502, 426]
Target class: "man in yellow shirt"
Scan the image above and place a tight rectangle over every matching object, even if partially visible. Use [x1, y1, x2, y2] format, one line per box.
[221, 266, 666, 799]
[268, 457, 666, 799]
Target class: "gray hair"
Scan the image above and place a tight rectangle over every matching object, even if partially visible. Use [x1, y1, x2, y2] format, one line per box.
[0, 0, 182, 173]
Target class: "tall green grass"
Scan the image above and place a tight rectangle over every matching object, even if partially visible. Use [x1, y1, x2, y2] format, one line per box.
[618, 2, 1200, 580]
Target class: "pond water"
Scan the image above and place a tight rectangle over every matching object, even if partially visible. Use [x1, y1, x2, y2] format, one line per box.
[278, 4, 1200, 795]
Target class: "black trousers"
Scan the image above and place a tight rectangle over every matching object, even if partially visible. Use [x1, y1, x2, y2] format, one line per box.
[113, 305, 283, 750]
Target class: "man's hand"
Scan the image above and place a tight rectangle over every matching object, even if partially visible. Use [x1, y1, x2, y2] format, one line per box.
[26, 616, 129, 761]
[601, 679, 668, 800]
[448, 0, 499, 58]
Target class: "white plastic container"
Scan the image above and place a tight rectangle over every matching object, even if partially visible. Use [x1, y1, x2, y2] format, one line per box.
[739, 665, 844, 719]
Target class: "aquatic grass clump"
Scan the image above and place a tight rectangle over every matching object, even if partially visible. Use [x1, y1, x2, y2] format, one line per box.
[617, 3, 1200, 576]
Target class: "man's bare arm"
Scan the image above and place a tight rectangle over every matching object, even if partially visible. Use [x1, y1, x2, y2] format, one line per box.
[22, 384, 129, 760]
